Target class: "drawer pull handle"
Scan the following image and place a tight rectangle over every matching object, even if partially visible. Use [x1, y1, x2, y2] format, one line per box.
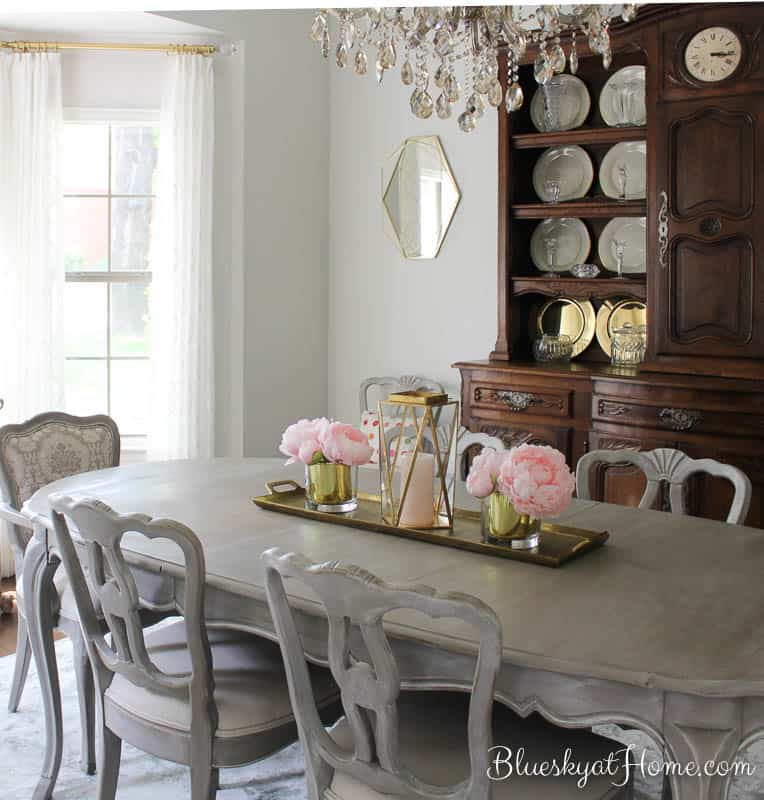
[659, 407, 701, 432]
[496, 390, 538, 412]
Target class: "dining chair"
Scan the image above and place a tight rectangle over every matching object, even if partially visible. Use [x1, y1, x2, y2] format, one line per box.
[263, 547, 633, 800]
[0, 411, 121, 774]
[359, 374, 445, 415]
[576, 447, 752, 524]
[49, 495, 341, 800]
[454, 428, 505, 480]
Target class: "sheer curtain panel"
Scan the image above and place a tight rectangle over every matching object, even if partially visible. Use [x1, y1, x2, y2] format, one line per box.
[0, 52, 64, 577]
[148, 54, 215, 461]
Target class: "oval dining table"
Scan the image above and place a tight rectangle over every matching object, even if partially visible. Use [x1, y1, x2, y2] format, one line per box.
[20, 456, 764, 800]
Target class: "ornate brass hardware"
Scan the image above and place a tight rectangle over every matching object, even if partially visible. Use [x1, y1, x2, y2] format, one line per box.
[496, 390, 538, 412]
[699, 216, 722, 237]
[658, 407, 701, 432]
[657, 190, 669, 269]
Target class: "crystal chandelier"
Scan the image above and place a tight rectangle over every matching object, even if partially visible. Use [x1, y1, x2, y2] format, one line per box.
[310, 6, 638, 132]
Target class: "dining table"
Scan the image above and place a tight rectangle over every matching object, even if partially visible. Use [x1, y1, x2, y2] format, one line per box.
[20, 456, 764, 800]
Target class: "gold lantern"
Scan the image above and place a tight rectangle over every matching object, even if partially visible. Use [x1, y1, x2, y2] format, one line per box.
[377, 391, 459, 529]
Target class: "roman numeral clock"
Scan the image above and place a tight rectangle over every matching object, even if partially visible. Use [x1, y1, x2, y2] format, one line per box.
[684, 26, 743, 82]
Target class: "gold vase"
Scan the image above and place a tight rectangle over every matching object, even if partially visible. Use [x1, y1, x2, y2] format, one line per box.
[483, 492, 541, 550]
[306, 463, 357, 513]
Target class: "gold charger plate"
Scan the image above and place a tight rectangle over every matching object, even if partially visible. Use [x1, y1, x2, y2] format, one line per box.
[595, 298, 647, 357]
[252, 482, 608, 568]
[536, 297, 596, 358]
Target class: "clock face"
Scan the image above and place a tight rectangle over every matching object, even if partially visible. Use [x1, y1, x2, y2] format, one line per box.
[684, 27, 742, 82]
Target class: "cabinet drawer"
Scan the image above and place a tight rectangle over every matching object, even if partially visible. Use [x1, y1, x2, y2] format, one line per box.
[592, 395, 764, 438]
[472, 383, 572, 420]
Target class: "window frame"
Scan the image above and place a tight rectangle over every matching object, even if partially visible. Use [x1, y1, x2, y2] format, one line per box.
[63, 108, 159, 454]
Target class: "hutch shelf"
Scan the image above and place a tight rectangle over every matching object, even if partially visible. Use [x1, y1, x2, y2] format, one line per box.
[456, 3, 764, 527]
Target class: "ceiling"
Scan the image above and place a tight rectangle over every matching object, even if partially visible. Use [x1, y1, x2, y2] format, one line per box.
[0, 11, 223, 37]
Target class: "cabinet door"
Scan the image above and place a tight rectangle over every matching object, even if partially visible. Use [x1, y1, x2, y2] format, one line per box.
[586, 429, 678, 509]
[651, 96, 764, 362]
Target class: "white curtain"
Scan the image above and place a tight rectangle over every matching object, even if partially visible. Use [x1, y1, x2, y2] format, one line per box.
[148, 54, 215, 461]
[0, 51, 64, 577]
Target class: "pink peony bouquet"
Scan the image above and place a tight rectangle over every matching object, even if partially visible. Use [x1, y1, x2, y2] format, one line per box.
[465, 447, 511, 499]
[279, 418, 373, 467]
[467, 443, 575, 519]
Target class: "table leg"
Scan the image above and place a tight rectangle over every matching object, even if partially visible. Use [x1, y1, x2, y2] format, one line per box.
[22, 531, 64, 800]
[662, 693, 741, 800]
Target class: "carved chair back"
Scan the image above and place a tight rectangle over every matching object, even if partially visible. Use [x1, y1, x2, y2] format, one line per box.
[359, 375, 445, 415]
[453, 429, 506, 482]
[262, 547, 502, 800]
[49, 495, 217, 736]
[576, 447, 752, 524]
[0, 412, 120, 570]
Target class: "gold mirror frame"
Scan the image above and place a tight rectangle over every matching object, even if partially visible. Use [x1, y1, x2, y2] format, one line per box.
[382, 135, 461, 260]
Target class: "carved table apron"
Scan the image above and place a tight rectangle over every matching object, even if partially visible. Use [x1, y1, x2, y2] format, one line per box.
[22, 457, 764, 800]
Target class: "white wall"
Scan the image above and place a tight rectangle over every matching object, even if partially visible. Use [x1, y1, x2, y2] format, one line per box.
[327, 62, 498, 425]
[160, 10, 329, 456]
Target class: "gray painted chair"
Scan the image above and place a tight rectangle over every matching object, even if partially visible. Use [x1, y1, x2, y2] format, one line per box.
[263, 547, 633, 800]
[0, 411, 122, 773]
[359, 375, 445, 415]
[576, 447, 752, 524]
[49, 496, 341, 800]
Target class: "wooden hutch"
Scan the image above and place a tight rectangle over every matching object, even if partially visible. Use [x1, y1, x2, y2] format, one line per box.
[456, 3, 764, 526]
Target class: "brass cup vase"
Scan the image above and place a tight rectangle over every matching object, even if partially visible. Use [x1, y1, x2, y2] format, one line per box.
[482, 492, 541, 550]
[305, 463, 358, 513]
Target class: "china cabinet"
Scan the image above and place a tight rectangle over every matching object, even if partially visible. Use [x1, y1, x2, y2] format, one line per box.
[456, 3, 764, 527]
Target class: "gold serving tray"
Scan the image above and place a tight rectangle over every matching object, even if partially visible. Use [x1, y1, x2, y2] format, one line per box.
[252, 482, 608, 568]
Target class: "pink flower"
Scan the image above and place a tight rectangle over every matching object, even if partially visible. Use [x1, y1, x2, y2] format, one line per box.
[279, 418, 329, 465]
[319, 422, 373, 466]
[465, 447, 510, 499]
[497, 444, 575, 518]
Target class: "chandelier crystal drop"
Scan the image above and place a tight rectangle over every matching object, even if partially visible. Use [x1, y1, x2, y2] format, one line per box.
[311, 5, 637, 132]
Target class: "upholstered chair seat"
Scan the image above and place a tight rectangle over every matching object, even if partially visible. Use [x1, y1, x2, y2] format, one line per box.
[105, 620, 339, 762]
[328, 691, 628, 800]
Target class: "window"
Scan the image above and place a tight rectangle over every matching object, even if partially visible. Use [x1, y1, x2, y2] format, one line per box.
[62, 117, 159, 453]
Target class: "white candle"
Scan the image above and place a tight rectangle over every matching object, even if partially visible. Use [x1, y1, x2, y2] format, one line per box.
[398, 452, 434, 528]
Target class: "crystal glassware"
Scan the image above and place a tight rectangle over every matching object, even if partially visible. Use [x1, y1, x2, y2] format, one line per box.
[533, 333, 574, 363]
[570, 263, 600, 278]
[614, 238, 627, 278]
[616, 164, 628, 200]
[543, 177, 561, 203]
[543, 237, 558, 270]
[611, 323, 646, 366]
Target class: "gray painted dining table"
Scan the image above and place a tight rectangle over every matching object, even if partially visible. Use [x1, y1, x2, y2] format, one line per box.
[20, 456, 764, 800]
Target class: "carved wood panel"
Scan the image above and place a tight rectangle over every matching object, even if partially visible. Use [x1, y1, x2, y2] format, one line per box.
[670, 108, 754, 219]
[652, 90, 764, 367]
[477, 423, 572, 463]
[670, 236, 754, 348]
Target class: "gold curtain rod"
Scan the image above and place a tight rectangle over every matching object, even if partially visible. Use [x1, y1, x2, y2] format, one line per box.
[0, 40, 217, 55]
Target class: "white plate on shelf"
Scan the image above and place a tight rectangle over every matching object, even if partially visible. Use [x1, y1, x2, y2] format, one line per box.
[599, 141, 646, 200]
[600, 65, 646, 127]
[530, 218, 591, 272]
[532, 145, 594, 202]
[598, 217, 647, 273]
[530, 75, 591, 132]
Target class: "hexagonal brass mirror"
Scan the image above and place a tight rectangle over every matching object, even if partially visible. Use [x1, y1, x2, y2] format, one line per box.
[383, 135, 460, 259]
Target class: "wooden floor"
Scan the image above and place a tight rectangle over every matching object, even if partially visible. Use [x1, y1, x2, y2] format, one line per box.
[0, 577, 19, 657]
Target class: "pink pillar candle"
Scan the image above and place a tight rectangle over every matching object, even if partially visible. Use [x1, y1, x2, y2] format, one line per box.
[398, 452, 435, 528]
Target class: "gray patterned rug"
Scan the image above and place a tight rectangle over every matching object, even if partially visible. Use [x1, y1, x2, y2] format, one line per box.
[2, 637, 763, 798]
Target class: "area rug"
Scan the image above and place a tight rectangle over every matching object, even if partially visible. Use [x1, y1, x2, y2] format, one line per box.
[2, 638, 763, 798]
